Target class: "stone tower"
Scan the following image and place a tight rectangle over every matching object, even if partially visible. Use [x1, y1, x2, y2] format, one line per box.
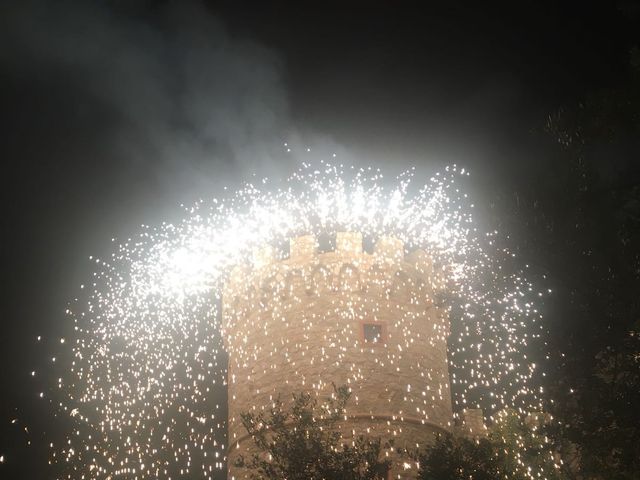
[222, 232, 454, 479]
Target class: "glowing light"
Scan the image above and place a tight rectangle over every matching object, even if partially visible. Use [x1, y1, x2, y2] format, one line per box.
[43, 163, 551, 479]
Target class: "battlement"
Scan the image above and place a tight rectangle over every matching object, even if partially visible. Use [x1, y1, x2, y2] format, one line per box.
[459, 408, 487, 437]
[250, 232, 431, 266]
[230, 232, 442, 283]
[224, 232, 446, 318]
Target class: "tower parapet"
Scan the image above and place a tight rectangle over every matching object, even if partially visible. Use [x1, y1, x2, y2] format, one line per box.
[222, 232, 454, 479]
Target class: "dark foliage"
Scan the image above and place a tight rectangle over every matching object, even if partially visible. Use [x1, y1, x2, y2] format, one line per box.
[484, 54, 640, 479]
[235, 385, 390, 480]
[417, 410, 564, 480]
[540, 64, 640, 480]
[417, 434, 503, 480]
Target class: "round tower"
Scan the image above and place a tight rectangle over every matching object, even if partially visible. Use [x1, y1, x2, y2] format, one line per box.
[222, 232, 453, 479]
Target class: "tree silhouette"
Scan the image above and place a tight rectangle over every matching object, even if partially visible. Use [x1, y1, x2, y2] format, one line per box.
[235, 385, 390, 480]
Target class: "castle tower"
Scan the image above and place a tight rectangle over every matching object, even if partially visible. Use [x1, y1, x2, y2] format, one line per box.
[222, 232, 454, 479]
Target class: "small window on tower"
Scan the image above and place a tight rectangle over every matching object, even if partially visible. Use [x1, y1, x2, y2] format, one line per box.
[362, 323, 385, 344]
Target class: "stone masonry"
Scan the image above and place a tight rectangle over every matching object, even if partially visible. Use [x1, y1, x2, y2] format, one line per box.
[222, 232, 455, 479]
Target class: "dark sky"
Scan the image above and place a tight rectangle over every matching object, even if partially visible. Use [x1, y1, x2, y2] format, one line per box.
[0, 0, 638, 477]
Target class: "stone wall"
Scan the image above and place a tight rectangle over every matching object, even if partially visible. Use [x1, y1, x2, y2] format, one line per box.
[222, 232, 454, 479]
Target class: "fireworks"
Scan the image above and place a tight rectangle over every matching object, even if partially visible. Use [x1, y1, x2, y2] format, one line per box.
[45, 163, 549, 479]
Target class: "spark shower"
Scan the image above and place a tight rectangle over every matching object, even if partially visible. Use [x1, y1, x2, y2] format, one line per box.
[44, 163, 550, 479]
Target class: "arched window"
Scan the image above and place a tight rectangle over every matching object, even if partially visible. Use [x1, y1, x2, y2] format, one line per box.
[260, 275, 279, 303]
[339, 264, 361, 292]
[365, 264, 387, 292]
[284, 269, 303, 297]
[306, 265, 332, 295]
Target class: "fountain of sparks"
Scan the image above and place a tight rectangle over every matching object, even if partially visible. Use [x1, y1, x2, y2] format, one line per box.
[43, 163, 551, 479]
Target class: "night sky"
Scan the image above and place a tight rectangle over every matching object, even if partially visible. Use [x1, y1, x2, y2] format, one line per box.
[1, 1, 639, 478]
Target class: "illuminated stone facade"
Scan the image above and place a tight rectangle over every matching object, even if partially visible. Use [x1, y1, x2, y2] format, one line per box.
[222, 232, 454, 479]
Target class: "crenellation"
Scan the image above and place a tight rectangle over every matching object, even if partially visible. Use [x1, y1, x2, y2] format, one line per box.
[289, 234, 316, 259]
[460, 408, 486, 437]
[252, 244, 275, 269]
[374, 235, 404, 263]
[406, 249, 434, 278]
